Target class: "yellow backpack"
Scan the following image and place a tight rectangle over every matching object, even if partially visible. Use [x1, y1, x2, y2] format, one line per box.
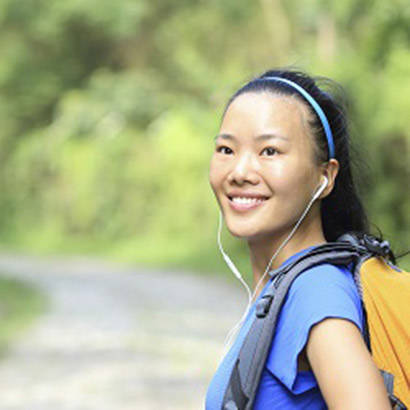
[359, 246, 410, 408]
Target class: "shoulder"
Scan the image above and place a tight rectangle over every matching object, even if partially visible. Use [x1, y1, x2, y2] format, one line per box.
[263, 263, 365, 394]
[288, 263, 359, 300]
[283, 263, 364, 333]
[291, 262, 357, 293]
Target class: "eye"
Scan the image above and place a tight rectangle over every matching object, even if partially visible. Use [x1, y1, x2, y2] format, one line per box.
[261, 147, 278, 156]
[216, 146, 233, 155]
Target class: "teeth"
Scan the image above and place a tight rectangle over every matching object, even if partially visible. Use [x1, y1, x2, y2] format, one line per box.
[231, 197, 265, 204]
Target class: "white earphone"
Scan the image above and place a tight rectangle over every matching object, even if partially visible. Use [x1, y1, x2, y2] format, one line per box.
[312, 176, 328, 201]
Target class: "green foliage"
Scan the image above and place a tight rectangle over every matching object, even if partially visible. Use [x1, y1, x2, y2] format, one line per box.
[0, 0, 408, 272]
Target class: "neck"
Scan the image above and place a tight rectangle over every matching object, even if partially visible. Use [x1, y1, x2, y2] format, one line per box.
[247, 209, 326, 298]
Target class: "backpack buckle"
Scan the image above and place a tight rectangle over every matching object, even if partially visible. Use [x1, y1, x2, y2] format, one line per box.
[361, 234, 391, 257]
[256, 295, 274, 318]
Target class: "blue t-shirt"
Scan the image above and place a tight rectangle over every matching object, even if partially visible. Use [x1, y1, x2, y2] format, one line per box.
[205, 246, 365, 409]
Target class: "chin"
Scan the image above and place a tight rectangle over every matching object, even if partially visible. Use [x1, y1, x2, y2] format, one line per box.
[225, 219, 265, 240]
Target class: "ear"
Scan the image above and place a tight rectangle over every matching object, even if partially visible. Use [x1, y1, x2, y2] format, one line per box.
[319, 159, 339, 199]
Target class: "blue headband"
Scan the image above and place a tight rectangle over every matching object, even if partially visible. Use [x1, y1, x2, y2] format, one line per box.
[253, 76, 335, 159]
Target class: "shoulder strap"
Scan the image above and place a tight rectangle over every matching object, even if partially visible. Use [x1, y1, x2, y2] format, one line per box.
[222, 242, 364, 410]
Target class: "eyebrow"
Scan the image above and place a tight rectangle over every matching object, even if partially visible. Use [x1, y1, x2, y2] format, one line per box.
[214, 133, 289, 142]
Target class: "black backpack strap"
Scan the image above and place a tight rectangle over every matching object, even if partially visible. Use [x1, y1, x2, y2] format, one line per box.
[222, 244, 362, 410]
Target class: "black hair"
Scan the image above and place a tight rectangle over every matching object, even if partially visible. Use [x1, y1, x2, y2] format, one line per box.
[223, 68, 371, 246]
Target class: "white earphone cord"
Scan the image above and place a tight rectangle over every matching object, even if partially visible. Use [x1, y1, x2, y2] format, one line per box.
[218, 178, 327, 359]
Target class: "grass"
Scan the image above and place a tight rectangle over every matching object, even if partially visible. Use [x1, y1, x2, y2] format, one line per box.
[0, 275, 47, 354]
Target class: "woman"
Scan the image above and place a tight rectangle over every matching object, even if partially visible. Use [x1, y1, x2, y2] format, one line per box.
[205, 69, 391, 409]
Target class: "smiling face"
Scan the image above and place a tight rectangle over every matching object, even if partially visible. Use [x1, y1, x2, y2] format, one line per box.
[209, 91, 325, 241]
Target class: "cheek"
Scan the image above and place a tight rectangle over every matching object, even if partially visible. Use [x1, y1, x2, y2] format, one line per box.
[267, 159, 314, 198]
[263, 161, 293, 193]
[209, 157, 223, 194]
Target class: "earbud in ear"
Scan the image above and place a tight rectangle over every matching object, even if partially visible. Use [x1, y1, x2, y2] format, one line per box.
[322, 176, 329, 189]
[312, 176, 328, 201]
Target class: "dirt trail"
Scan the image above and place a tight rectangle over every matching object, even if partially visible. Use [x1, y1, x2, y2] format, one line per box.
[0, 253, 243, 410]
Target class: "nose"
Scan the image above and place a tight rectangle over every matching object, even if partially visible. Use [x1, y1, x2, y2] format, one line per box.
[227, 152, 260, 185]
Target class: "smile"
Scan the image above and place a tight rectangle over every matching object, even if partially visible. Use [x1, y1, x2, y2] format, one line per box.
[227, 196, 268, 212]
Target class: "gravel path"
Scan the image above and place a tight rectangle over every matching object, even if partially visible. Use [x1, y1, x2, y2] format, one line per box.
[0, 253, 244, 410]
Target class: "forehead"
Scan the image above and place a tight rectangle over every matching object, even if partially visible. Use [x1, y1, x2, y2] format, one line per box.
[220, 92, 313, 145]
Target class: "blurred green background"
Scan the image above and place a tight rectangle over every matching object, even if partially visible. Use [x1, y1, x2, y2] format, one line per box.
[0, 0, 409, 275]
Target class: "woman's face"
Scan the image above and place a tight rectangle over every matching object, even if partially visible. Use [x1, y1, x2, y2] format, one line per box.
[209, 91, 324, 241]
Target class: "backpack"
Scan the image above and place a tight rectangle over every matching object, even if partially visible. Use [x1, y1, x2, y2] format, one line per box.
[222, 233, 410, 410]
